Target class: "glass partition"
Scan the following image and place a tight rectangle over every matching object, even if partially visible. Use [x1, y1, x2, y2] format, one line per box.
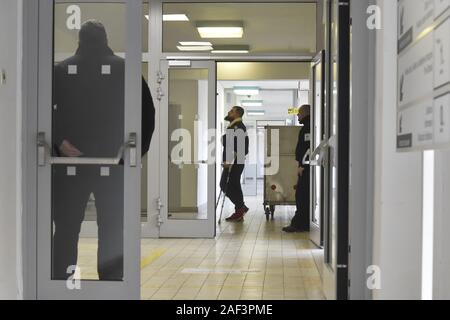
[168, 68, 210, 220]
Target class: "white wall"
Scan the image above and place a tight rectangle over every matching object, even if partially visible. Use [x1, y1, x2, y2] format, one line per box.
[433, 149, 450, 299]
[349, 0, 376, 300]
[0, 0, 23, 300]
[372, 0, 423, 300]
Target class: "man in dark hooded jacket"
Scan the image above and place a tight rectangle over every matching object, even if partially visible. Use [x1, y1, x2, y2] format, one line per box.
[283, 105, 311, 233]
[52, 21, 155, 280]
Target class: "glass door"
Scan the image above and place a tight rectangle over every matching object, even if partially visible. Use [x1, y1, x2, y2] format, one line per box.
[309, 50, 326, 248]
[159, 60, 216, 238]
[36, 0, 142, 299]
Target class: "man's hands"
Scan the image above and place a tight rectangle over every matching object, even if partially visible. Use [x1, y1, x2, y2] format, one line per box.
[59, 140, 83, 157]
[223, 162, 232, 170]
[297, 166, 305, 177]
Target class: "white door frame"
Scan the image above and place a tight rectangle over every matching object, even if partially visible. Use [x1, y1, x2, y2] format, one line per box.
[309, 50, 326, 248]
[21, 0, 375, 300]
[158, 59, 216, 238]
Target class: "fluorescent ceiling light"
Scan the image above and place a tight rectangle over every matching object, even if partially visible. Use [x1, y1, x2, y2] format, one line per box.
[212, 45, 249, 54]
[163, 14, 189, 21]
[233, 87, 260, 96]
[247, 110, 266, 116]
[179, 41, 212, 46]
[212, 49, 249, 54]
[196, 21, 243, 38]
[177, 45, 213, 51]
[241, 100, 263, 107]
[198, 27, 243, 38]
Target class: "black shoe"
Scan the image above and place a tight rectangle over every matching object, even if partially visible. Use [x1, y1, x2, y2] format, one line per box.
[282, 226, 301, 233]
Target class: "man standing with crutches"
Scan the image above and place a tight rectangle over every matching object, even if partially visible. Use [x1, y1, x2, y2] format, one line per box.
[219, 106, 250, 222]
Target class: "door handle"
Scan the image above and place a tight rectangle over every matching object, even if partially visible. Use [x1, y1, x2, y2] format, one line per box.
[170, 160, 208, 165]
[309, 140, 329, 167]
[37, 132, 137, 167]
[302, 148, 311, 166]
[128, 133, 137, 167]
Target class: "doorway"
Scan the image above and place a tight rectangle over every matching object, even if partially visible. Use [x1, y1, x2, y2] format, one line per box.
[26, 0, 352, 300]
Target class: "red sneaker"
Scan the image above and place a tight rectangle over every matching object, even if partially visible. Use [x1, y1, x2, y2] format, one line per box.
[230, 206, 249, 222]
[225, 212, 242, 222]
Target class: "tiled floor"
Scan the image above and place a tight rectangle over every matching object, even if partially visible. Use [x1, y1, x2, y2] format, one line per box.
[78, 194, 325, 300]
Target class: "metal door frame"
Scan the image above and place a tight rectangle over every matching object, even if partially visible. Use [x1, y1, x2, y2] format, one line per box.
[335, 0, 350, 300]
[158, 59, 217, 238]
[322, 0, 351, 301]
[33, 0, 142, 299]
[309, 49, 326, 248]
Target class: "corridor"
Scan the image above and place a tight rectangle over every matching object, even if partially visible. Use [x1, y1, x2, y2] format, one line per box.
[78, 195, 324, 300]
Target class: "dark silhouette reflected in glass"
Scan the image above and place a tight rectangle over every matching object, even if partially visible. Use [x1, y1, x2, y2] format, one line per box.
[52, 20, 125, 282]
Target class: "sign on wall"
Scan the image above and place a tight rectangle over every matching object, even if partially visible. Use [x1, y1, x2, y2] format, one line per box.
[397, 0, 450, 151]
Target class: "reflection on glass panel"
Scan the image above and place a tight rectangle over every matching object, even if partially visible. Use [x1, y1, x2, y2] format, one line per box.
[52, 2, 126, 281]
[141, 62, 149, 222]
[163, 3, 316, 54]
[54, 2, 149, 62]
[168, 69, 209, 220]
[313, 62, 322, 225]
[328, 0, 339, 270]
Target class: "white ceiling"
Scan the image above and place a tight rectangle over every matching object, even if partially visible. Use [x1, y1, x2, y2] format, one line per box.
[163, 2, 317, 54]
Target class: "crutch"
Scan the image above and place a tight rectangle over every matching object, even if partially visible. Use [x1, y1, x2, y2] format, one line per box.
[217, 163, 234, 224]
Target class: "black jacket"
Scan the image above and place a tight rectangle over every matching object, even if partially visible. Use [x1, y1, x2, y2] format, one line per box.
[295, 116, 311, 168]
[221, 120, 249, 165]
[53, 44, 155, 158]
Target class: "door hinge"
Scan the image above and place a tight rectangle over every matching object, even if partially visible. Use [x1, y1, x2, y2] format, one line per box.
[156, 197, 164, 211]
[348, 245, 351, 254]
[157, 71, 165, 84]
[348, 279, 351, 287]
[157, 87, 165, 101]
[156, 198, 164, 227]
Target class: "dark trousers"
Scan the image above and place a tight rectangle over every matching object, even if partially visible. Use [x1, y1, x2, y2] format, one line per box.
[52, 165, 124, 281]
[220, 164, 245, 210]
[291, 169, 310, 230]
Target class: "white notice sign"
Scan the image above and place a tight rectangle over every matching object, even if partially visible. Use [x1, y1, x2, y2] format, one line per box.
[434, 18, 450, 88]
[397, 2, 450, 151]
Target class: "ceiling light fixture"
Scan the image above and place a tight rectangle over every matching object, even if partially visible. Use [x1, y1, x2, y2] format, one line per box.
[212, 45, 249, 54]
[179, 41, 212, 46]
[163, 14, 189, 21]
[196, 21, 244, 38]
[233, 86, 260, 96]
[177, 45, 213, 51]
[241, 100, 264, 107]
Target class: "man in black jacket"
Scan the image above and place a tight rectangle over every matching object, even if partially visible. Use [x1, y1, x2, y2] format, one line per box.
[220, 106, 250, 222]
[283, 105, 311, 233]
[52, 21, 155, 280]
